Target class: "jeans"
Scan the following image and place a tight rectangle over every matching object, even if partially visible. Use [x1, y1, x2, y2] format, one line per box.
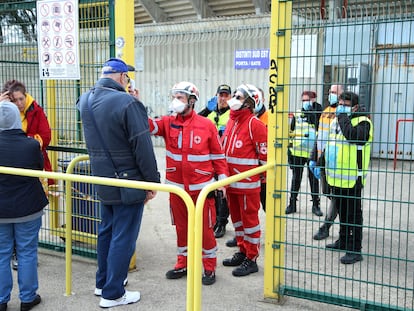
[0, 217, 42, 304]
[96, 202, 145, 300]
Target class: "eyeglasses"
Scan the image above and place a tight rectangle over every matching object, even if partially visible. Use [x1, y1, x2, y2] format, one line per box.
[125, 74, 130, 84]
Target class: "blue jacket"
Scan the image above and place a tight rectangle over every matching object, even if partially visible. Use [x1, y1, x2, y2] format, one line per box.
[0, 129, 48, 221]
[77, 78, 160, 204]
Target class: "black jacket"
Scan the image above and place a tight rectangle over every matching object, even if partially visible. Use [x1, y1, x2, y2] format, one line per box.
[0, 129, 48, 220]
[77, 78, 160, 204]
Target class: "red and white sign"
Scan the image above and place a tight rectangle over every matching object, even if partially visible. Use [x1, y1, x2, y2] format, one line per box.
[37, 0, 80, 80]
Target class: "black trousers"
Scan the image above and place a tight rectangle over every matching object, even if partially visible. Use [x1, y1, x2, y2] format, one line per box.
[289, 155, 319, 202]
[332, 184, 363, 252]
[215, 190, 229, 226]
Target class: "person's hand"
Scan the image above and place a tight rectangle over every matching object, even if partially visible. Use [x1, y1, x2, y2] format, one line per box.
[206, 96, 217, 112]
[309, 160, 320, 179]
[217, 186, 226, 197]
[144, 190, 157, 204]
[313, 167, 321, 179]
[128, 86, 140, 99]
[0, 91, 10, 102]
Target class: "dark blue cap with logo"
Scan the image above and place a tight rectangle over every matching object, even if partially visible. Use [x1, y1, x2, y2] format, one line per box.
[102, 58, 135, 74]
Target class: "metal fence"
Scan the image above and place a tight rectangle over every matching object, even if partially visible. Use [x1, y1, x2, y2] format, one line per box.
[0, 0, 413, 310]
[0, 0, 111, 258]
[264, 1, 413, 310]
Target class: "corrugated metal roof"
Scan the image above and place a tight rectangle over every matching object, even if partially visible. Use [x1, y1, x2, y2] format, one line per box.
[134, 0, 414, 24]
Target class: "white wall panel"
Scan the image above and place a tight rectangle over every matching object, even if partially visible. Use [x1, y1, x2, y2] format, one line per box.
[133, 16, 271, 123]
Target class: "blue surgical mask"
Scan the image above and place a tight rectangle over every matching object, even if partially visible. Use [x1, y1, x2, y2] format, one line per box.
[302, 101, 312, 111]
[337, 104, 352, 116]
[328, 93, 338, 106]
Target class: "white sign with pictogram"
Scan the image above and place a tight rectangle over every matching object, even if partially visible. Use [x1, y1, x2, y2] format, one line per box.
[37, 0, 80, 80]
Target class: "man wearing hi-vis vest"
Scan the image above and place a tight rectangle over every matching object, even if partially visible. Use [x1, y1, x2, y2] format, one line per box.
[286, 91, 323, 216]
[312, 91, 373, 264]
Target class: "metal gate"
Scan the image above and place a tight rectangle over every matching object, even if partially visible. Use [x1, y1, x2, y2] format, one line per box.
[264, 1, 414, 310]
[0, 0, 113, 257]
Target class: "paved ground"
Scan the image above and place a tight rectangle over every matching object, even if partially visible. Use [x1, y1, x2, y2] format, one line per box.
[7, 149, 412, 310]
[8, 207, 349, 311]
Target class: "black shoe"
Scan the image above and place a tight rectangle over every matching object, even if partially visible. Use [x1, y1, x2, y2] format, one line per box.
[226, 237, 237, 247]
[285, 202, 296, 214]
[326, 240, 346, 251]
[312, 205, 323, 217]
[165, 267, 187, 279]
[202, 270, 216, 285]
[0, 303, 7, 311]
[214, 225, 226, 238]
[232, 258, 258, 277]
[313, 226, 329, 240]
[20, 294, 41, 311]
[223, 252, 246, 267]
[340, 252, 363, 264]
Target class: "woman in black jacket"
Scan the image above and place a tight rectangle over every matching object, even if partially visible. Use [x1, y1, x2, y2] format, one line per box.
[0, 101, 48, 311]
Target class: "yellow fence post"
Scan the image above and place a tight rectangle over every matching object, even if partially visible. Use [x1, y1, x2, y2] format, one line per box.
[114, 0, 137, 270]
[45, 80, 60, 236]
[0, 164, 195, 301]
[193, 164, 274, 311]
[263, 0, 292, 301]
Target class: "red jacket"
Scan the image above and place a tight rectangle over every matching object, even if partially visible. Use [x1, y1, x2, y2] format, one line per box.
[23, 95, 52, 174]
[222, 109, 267, 194]
[149, 110, 228, 195]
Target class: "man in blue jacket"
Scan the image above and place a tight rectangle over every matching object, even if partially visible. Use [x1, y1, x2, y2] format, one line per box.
[77, 58, 160, 308]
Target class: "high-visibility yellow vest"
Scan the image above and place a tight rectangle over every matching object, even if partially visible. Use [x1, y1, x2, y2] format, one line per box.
[290, 111, 317, 158]
[317, 106, 336, 159]
[207, 109, 230, 134]
[325, 116, 373, 188]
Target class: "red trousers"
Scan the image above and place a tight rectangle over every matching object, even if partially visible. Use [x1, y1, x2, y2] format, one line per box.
[169, 193, 217, 272]
[227, 192, 261, 260]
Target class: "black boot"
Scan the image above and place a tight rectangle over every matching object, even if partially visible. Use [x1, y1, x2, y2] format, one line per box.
[285, 197, 297, 214]
[311, 199, 323, 217]
[313, 223, 330, 240]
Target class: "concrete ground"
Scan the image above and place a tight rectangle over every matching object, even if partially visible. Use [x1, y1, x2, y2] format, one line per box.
[7, 148, 412, 310]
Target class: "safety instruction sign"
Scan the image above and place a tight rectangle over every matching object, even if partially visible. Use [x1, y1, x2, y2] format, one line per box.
[37, 0, 80, 80]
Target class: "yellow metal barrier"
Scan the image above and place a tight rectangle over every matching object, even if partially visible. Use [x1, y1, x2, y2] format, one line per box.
[0, 164, 196, 309]
[192, 163, 275, 311]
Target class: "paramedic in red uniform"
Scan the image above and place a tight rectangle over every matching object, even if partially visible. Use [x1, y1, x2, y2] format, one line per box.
[148, 81, 228, 285]
[221, 84, 268, 277]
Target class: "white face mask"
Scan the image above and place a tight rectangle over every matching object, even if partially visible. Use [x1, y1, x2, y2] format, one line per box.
[227, 97, 243, 111]
[170, 98, 186, 113]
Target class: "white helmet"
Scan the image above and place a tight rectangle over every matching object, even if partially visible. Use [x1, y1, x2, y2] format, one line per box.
[171, 81, 199, 101]
[236, 84, 263, 110]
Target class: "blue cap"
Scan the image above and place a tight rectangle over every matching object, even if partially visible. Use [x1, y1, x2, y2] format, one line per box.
[102, 58, 135, 74]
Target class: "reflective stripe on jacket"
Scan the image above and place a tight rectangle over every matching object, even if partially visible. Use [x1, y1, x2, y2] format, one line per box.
[222, 109, 267, 194]
[316, 106, 336, 158]
[149, 110, 228, 195]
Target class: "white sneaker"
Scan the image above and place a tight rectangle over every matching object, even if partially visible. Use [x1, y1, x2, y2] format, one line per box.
[94, 278, 128, 297]
[94, 288, 102, 296]
[99, 290, 140, 308]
